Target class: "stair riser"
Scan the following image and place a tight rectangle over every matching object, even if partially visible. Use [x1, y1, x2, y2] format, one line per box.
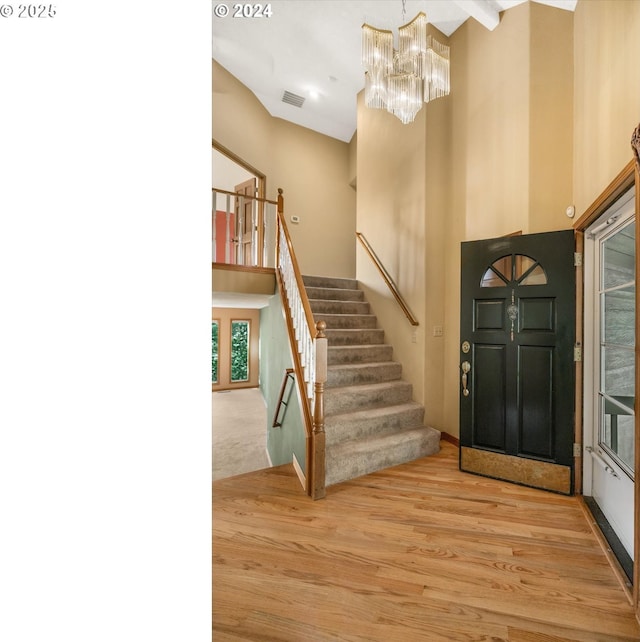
[327, 363, 402, 388]
[325, 405, 425, 446]
[303, 275, 358, 290]
[325, 382, 413, 415]
[328, 345, 393, 365]
[325, 429, 441, 487]
[306, 286, 364, 302]
[315, 314, 377, 330]
[326, 329, 385, 345]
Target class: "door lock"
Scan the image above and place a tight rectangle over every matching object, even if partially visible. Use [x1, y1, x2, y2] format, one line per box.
[461, 361, 471, 397]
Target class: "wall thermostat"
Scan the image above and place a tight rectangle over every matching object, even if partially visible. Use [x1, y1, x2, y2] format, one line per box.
[565, 205, 575, 218]
[291, 215, 300, 224]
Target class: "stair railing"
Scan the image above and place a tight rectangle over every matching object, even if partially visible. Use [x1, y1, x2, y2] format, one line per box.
[212, 187, 278, 268]
[356, 232, 419, 326]
[276, 190, 327, 499]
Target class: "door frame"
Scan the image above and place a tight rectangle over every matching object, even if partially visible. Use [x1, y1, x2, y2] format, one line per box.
[573, 158, 639, 613]
[213, 140, 267, 267]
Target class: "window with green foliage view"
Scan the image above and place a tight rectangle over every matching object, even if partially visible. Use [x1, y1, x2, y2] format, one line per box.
[212, 321, 219, 383]
[231, 320, 249, 382]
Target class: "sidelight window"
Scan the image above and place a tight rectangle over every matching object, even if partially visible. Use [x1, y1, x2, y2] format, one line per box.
[212, 321, 219, 384]
[230, 320, 250, 382]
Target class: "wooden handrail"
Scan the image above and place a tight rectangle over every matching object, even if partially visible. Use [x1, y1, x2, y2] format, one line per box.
[356, 232, 419, 326]
[272, 369, 295, 428]
[212, 187, 278, 206]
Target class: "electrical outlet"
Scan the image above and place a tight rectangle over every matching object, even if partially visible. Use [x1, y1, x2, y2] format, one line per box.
[433, 326, 443, 337]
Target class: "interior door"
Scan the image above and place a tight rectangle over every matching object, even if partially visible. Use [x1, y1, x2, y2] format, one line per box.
[235, 178, 257, 266]
[460, 230, 576, 494]
[584, 189, 635, 561]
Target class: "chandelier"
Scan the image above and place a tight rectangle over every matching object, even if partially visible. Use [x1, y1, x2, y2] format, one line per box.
[362, 10, 450, 124]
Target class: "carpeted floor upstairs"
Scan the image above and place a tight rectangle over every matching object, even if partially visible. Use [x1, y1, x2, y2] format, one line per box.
[303, 275, 441, 487]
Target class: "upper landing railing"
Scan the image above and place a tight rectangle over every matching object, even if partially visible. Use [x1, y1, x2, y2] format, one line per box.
[212, 187, 277, 268]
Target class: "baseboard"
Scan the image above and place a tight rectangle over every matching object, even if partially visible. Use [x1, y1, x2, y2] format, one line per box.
[292, 453, 306, 489]
[440, 432, 460, 447]
[579, 496, 634, 604]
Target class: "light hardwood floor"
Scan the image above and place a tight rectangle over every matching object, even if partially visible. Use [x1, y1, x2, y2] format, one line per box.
[213, 441, 640, 641]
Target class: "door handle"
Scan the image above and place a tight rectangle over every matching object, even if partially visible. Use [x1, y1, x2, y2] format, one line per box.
[586, 446, 620, 478]
[461, 361, 471, 397]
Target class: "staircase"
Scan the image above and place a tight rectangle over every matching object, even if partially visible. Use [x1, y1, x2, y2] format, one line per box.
[303, 275, 441, 487]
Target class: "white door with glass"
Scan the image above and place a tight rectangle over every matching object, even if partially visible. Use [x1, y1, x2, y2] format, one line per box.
[584, 188, 635, 558]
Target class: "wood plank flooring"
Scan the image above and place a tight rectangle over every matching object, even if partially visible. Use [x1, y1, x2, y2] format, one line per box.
[213, 442, 640, 641]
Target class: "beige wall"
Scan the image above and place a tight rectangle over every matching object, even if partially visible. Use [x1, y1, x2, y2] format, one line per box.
[348, 132, 357, 189]
[356, 93, 429, 406]
[529, 2, 574, 233]
[573, 0, 640, 216]
[213, 61, 356, 278]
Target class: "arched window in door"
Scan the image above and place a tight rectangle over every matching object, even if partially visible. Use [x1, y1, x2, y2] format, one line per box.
[480, 254, 548, 287]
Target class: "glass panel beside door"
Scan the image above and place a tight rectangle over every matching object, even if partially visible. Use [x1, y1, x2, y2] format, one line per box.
[599, 221, 636, 478]
[584, 187, 635, 563]
[230, 320, 250, 383]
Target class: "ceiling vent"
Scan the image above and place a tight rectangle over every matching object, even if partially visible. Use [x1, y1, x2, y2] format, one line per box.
[282, 90, 305, 108]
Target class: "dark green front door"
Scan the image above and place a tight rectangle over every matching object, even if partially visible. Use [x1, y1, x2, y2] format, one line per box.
[460, 230, 576, 494]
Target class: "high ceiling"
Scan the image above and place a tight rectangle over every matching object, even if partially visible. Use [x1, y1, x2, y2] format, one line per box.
[212, 0, 577, 142]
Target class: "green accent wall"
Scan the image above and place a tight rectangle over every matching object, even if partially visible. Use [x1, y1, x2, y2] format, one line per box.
[260, 286, 306, 474]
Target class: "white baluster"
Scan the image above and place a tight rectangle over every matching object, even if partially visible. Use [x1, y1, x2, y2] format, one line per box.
[225, 194, 231, 264]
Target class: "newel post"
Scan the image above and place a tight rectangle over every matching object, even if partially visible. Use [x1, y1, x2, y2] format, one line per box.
[277, 188, 284, 215]
[311, 320, 327, 500]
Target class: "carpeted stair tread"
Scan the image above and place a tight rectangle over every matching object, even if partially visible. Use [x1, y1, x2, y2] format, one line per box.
[303, 275, 358, 290]
[325, 426, 441, 487]
[325, 380, 413, 415]
[306, 286, 364, 302]
[324, 401, 425, 446]
[309, 299, 371, 315]
[325, 328, 385, 345]
[314, 313, 378, 329]
[327, 361, 402, 387]
[328, 344, 394, 365]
